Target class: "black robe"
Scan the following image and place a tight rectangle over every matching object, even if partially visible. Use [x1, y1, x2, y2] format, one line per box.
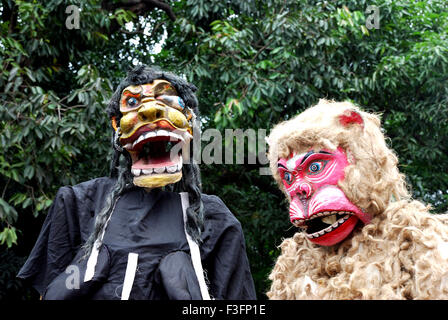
[17, 177, 256, 300]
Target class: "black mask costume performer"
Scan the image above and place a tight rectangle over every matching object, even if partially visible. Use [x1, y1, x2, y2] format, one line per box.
[18, 66, 256, 300]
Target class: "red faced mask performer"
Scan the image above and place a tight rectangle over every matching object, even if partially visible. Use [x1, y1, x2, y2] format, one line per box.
[18, 66, 256, 300]
[267, 99, 448, 299]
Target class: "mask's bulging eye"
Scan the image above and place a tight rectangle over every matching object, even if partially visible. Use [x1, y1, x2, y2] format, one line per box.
[283, 171, 294, 184]
[178, 97, 186, 109]
[127, 97, 139, 108]
[307, 160, 327, 175]
[157, 95, 186, 111]
[309, 162, 321, 172]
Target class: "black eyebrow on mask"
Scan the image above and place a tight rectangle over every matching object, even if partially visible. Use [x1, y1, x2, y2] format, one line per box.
[300, 150, 332, 165]
[278, 163, 287, 169]
[300, 151, 315, 165]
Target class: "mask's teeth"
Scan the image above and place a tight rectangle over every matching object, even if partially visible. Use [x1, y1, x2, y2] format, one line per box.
[168, 131, 184, 142]
[156, 129, 169, 136]
[153, 166, 166, 174]
[133, 134, 145, 149]
[132, 169, 142, 176]
[146, 131, 156, 139]
[166, 165, 177, 173]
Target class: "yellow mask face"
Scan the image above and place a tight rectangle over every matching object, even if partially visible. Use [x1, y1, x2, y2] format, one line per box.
[117, 80, 194, 189]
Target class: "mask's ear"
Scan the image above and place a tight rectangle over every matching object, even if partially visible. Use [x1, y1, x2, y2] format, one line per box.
[339, 109, 364, 128]
[111, 116, 118, 131]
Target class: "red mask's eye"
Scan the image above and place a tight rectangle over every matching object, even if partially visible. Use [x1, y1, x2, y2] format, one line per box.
[307, 160, 328, 175]
[283, 171, 294, 184]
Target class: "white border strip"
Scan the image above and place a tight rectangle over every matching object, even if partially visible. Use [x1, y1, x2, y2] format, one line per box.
[121, 252, 139, 300]
[180, 192, 211, 300]
[84, 197, 120, 283]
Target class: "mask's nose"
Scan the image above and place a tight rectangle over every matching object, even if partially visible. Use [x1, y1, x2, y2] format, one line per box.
[138, 103, 167, 122]
[297, 181, 312, 198]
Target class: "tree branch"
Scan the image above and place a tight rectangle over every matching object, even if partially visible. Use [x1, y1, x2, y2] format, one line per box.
[1, 0, 18, 34]
[101, 0, 176, 21]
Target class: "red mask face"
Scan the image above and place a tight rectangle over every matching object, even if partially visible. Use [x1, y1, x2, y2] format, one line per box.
[278, 147, 370, 246]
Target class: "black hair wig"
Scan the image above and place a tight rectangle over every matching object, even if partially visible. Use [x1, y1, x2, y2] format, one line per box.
[82, 65, 204, 259]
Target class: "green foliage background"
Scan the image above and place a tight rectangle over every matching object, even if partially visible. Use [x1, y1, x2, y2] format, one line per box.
[0, 0, 447, 299]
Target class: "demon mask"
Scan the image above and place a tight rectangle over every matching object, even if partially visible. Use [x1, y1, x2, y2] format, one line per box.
[267, 101, 376, 246]
[107, 66, 198, 189]
[278, 146, 370, 246]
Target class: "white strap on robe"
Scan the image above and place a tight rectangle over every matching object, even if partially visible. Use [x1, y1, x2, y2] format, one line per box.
[121, 252, 139, 300]
[84, 197, 120, 283]
[180, 192, 211, 300]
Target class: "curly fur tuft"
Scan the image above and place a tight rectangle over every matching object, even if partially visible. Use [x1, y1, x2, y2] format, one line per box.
[266, 99, 448, 299]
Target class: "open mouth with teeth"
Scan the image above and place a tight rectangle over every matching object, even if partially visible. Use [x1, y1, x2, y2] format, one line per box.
[293, 211, 359, 246]
[121, 126, 192, 188]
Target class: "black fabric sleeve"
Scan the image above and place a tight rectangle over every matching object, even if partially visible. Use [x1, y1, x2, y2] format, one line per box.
[201, 195, 257, 300]
[43, 245, 110, 300]
[17, 186, 81, 296]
